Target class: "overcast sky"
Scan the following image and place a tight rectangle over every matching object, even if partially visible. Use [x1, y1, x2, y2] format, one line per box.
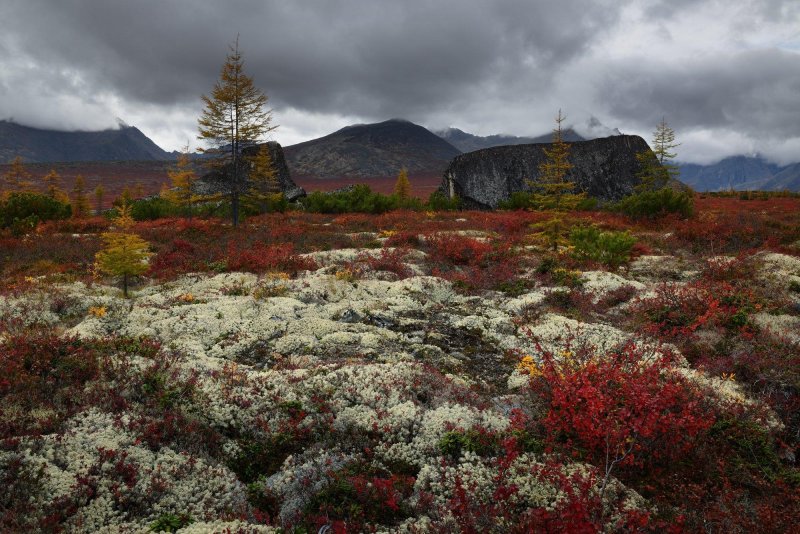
[1, 0, 798, 165]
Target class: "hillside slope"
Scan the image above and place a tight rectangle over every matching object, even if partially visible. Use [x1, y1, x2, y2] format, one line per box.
[0, 120, 170, 163]
[284, 119, 461, 179]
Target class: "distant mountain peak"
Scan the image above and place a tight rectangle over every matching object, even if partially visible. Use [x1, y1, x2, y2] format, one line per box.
[574, 116, 622, 139]
[285, 119, 461, 179]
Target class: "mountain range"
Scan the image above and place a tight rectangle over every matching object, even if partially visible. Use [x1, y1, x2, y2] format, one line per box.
[1, 118, 798, 192]
[678, 156, 800, 192]
[434, 127, 585, 153]
[0, 120, 170, 163]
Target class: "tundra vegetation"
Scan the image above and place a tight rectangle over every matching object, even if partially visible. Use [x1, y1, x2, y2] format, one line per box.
[2, 53, 800, 532]
[1, 159, 800, 531]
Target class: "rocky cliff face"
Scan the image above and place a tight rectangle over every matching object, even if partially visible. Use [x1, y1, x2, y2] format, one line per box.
[195, 141, 306, 202]
[440, 135, 652, 208]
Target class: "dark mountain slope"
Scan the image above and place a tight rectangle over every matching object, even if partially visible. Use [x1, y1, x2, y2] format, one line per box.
[0, 120, 170, 163]
[284, 119, 461, 179]
[678, 156, 780, 191]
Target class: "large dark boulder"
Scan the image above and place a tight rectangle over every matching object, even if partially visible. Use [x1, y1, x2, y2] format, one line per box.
[195, 141, 306, 202]
[439, 135, 655, 209]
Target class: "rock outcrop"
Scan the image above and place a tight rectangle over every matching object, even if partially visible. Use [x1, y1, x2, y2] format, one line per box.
[195, 141, 306, 202]
[439, 134, 653, 209]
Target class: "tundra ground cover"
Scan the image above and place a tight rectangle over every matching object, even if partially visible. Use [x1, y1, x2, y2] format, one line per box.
[1, 197, 799, 532]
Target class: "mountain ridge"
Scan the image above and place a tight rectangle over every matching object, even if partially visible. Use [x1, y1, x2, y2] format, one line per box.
[0, 120, 170, 163]
[284, 119, 461, 179]
[678, 155, 800, 192]
[435, 127, 586, 153]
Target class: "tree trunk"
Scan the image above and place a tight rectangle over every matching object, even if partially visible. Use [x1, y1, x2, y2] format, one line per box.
[232, 191, 239, 227]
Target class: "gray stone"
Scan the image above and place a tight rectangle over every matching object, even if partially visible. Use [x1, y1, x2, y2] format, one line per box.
[439, 135, 656, 209]
[194, 141, 306, 202]
[339, 308, 363, 323]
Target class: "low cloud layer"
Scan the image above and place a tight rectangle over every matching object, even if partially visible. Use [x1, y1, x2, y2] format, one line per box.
[1, 0, 798, 164]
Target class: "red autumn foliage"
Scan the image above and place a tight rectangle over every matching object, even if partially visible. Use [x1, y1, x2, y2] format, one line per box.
[531, 341, 713, 473]
[0, 333, 100, 438]
[148, 238, 202, 279]
[425, 234, 494, 266]
[355, 247, 414, 279]
[308, 470, 415, 532]
[631, 279, 759, 343]
[225, 242, 318, 274]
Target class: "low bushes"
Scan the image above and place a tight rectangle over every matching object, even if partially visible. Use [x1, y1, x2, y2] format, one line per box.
[497, 191, 598, 211]
[613, 187, 694, 220]
[0, 192, 71, 231]
[225, 242, 317, 274]
[569, 225, 636, 268]
[427, 190, 462, 211]
[302, 185, 421, 214]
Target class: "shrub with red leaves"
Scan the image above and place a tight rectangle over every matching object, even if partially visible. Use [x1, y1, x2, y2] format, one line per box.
[383, 230, 422, 248]
[0, 333, 100, 438]
[308, 470, 415, 531]
[531, 341, 713, 475]
[426, 234, 494, 266]
[437, 446, 654, 533]
[148, 238, 202, 279]
[632, 280, 759, 343]
[358, 248, 414, 279]
[225, 242, 317, 274]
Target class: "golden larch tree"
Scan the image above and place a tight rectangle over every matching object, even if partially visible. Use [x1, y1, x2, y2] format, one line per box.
[43, 169, 67, 201]
[198, 37, 276, 227]
[94, 184, 105, 216]
[531, 109, 586, 251]
[71, 175, 90, 218]
[3, 156, 33, 197]
[115, 186, 134, 208]
[243, 143, 281, 214]
[394, 167, 412, 201]
[94, 204, 152, 298]
[162, 146, 198, 216]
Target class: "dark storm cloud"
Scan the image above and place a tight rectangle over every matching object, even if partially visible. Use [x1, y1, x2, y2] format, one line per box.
[0, 0, 799, 163]
[0, 0, 624, 123]
[598, 48, 800, 137]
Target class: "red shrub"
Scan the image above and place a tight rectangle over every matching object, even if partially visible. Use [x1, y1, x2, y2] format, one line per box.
[0, 333, 100, 438]
[358, 248, 414, 279]
[308, 469, 415, 531]
[148, 238, 202, 279]
[225, 242, 317, 274]
[426, 234, 494, 266]
[384, 230, 422, 248]
[437, 452, 653, 533]
[38, 216, 110, 235]
[531, 341, 713, 474]
[632, 280, 760, 345]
